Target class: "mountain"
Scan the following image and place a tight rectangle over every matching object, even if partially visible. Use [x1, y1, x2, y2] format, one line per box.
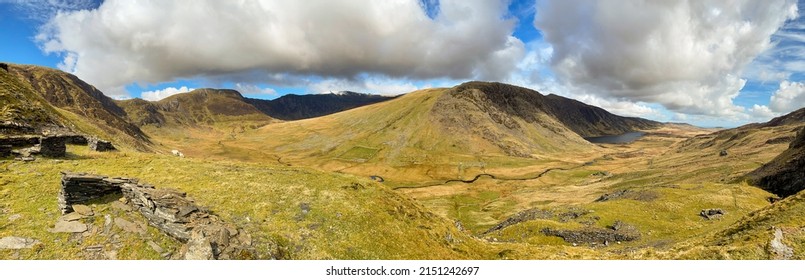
[117, 88, 274, 128]
[450, 82, 660, 137]
[747, 125, 805, 197]
[225, 81, 662, 184]
[2, 63, 151, 149]
[245, 91, 394, 120]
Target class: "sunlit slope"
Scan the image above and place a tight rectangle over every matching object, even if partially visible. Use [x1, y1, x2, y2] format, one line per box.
[0, 145, 606, 260]
[235, 85, 604, 184]
[7, 64, 151, 149]
[669, 189, 805, 259]
[116, 89, 276, 155]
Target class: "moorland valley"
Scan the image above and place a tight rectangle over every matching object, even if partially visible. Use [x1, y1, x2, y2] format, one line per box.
[1, 62, 803, 260]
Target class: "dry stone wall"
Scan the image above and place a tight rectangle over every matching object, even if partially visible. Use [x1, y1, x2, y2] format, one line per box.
[59, 172, 253, 259]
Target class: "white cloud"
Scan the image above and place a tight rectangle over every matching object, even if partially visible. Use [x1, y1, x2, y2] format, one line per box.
[769, 80, 805, 112]
[141, 86, 194, 101]
[310, 76, 425, 96]
[233, 83, 276, 96]
[534, 0, 799, 117]
[748, 104, 779, 119]
[37, 0, 524, 96]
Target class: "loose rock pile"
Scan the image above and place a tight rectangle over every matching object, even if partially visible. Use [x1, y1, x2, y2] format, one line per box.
[58, 172, 254, 260]
[88, 137, 115, 151]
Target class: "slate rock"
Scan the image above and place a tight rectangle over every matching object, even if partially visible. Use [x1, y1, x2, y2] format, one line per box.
[72, 204, 94, 216]
[114, 218, 146, 235]
[52, 220, 88, 233]
[0, 236, 41, 249]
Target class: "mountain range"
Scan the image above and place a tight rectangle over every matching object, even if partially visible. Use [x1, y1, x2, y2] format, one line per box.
[2, 62, 804, 260]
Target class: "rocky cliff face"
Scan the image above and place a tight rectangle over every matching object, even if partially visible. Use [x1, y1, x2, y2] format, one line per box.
[748, 126, 805, 197]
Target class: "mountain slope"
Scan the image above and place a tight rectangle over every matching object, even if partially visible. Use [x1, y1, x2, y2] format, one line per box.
[117, 89, 275, 128]
[452, 82, 660, 137]
[747, 125, 805, 197]
[1, 64, 65, 133]
[222, 82, 662, 184]
[246, 91, 394, 120]
[6, 63, 151, 149]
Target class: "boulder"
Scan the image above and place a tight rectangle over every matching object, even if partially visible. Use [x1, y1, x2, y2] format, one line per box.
[719, 150, 728, 157]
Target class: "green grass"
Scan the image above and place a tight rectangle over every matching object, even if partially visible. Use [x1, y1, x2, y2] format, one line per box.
[337, 146, 380, 162]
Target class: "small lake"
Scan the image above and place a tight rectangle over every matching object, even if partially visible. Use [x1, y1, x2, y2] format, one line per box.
[584, 131, 645, 144]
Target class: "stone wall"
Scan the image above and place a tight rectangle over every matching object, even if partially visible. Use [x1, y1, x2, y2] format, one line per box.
[39, 136, 66, 157]
[0, 135, 40, 147]
[0, 145, 11, 157]
[59, 172, 253, 259]
[58, 172, 135, 214]
[88, 137, 115, 151]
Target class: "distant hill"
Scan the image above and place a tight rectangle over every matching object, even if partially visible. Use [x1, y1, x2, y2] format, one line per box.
[245, 91, 394, 120]
[2, 63, 151, 150]
[117, 88, 274, 128]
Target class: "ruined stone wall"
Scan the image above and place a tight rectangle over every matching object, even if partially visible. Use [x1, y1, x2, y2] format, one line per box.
[39, 136, 66, 157]
[59, 172, 253, 260]
[0, 135, 40, 147]
[58, 172, 135, 214]
[88, 137, 115, 151]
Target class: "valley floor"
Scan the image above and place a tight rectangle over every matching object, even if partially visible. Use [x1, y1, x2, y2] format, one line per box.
[1, 123, 803, 259]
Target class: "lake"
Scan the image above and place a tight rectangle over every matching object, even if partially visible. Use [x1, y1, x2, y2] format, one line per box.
[584, 131, 645, 144]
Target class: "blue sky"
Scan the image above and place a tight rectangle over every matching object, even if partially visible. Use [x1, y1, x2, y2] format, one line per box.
[1, 0, 803, 127]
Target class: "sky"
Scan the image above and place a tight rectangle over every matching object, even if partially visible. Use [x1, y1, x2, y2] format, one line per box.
[0, 0, 803, 127]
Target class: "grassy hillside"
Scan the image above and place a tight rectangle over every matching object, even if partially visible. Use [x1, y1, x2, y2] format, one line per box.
[7, 64, 150, 150]
[668, 189, 805, 259]
[0, 144, 607, 260]
[217, 87, 603, 186]
[0, 65, 64, 130]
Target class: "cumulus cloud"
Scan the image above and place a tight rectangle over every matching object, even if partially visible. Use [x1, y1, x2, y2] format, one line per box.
[769, 80, 805, 112]
[37, 0, 524, 95]
[141, 86, 194, 101]
[233, 83, 276, 96]
[535, 0, 799, 117]
[310, 76, 425, 96]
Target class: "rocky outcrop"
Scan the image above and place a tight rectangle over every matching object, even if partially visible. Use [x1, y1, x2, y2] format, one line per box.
[58, 172, 254, 259]
[769, 227, 793, 260]
[747, 126, 805, 197]
[88, 137, 115, 151]
[483, 209, 553, 234]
